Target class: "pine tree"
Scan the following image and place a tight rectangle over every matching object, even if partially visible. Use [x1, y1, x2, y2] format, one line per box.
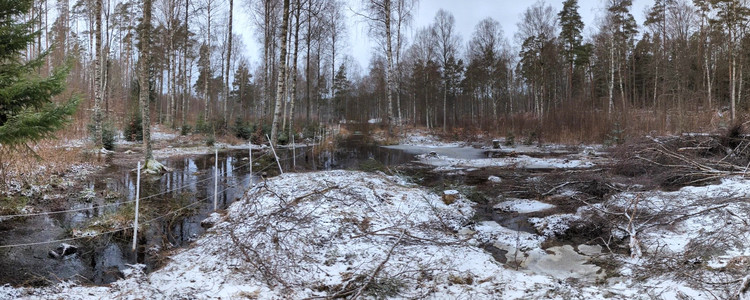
[559, 0, 584, 102]
[0, 0, 79, 150]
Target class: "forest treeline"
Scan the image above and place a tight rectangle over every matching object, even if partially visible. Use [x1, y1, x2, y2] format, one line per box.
[26, 0, 750, 144]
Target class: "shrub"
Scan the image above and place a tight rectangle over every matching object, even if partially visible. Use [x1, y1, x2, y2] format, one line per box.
[180, 124, 192, 136]
[88, 120, 116, 150]
[523, 130, 538, 146]
[195, 115, 211, 134]
[251, 124, 271, 145]
[124, 112, 143, 142]
[278, 130, 289, 145]
[505, 131, 515, 146]
[302, 122, 321, 139]
[604, 122, 625, 146]
[233, 119, 253, 140]
[101, 121, 116, 150]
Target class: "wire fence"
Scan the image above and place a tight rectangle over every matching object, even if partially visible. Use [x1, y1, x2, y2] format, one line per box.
[0, 146, 289, 249]
[0, 151, 273, 219]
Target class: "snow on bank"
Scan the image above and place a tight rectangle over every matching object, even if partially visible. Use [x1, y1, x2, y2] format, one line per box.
[494, 198, 555, 213]
[2, 170, 633, 299]
[151, 143, 267, 159]
[418, 152, 596, 170]
[400, 130, 462, 147]
[8, 171, 749, 299]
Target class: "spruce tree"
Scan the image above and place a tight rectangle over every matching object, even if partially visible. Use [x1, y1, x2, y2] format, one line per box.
[0, 0, 79, 150]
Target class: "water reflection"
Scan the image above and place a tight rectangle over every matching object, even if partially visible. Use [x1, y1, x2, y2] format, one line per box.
[0, 141, 418, 286]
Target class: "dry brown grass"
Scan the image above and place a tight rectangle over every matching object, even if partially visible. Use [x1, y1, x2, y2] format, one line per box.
[0, 138, 100, 191]
[217, 134, 244, 146]
[483, 107, 723, 145]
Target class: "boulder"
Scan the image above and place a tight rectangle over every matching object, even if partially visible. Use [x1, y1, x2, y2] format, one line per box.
[488, 176, 502, 183]
[200, 212, 223, 229]
[142, 159, 173, 175]
[442, 190, 459, 205]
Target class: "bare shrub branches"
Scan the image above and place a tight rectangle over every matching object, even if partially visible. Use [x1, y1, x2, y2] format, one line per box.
[614, 127, 750, 189]
[219, 171, 478, 298]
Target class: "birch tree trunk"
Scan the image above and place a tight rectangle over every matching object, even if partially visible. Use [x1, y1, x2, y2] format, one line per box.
[270, 0, 290, 145]
[289, 2, 301, 142]
[383, 0, 395, 134]
[93, 0, 103, 146]
[140, 0, 153, 160]
[731, 55, 736, 121]
[182, 0, 189, 128]
[705, 44, 712, 108]
[608, 38, 614, 115]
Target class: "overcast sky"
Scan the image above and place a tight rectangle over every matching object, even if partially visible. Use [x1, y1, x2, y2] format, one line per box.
[237, 0, 655, 76]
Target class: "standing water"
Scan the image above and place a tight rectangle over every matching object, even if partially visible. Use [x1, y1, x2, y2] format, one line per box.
[0, 142, 417, 286]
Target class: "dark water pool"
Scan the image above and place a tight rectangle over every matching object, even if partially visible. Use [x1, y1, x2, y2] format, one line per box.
[0, 142, 418, 286]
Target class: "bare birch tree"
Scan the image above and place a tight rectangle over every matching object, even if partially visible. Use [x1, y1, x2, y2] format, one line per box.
[140, 0, 154, 160]
[93, 0, 103, 146]
[270, 0, 290, 145]
[431, 9, 458, 132]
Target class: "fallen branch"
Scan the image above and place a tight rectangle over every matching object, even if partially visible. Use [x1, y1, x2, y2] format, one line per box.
[351, 230, 406, 300]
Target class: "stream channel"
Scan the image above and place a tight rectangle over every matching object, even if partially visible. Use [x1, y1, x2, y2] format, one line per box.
[0, 139, 546, 286]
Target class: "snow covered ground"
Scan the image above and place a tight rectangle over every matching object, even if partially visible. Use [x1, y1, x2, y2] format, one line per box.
[494, 198, 555, 213]
[400, 130, 463, 147]
[418, 152, 597, 170]
[3, 170, 749, 299]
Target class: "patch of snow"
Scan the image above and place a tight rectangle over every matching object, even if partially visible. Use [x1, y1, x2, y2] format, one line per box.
[528, 214, 579, 238]
[473, 221, 544, 251]
[577, 244, 603, 256]
[59, 138, 87, 148]
[444, 189, 459, 195]
[152, 146, 221, 158]
[494, 198, 555, 213]
[417, 153, 596, 170]
[399, 130, 461, 147]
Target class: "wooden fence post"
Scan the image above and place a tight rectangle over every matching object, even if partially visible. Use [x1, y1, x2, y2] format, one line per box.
[214, 148, 218, 211]
[132, 161, 141, 252]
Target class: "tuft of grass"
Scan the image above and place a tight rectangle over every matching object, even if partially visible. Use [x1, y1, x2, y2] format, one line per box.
[357, 158, 387, 173]
[0, 196, 29, 215]
[364, 277, 404, 298]
[447, 273, 475, 285]
[80, 203, 136, 233]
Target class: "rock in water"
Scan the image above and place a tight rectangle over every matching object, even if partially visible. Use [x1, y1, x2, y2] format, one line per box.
[48, 243, 77, 259]
[200, 212, 222, 229]
[488, 176, 502, 183]
[142, 159, 173, 175]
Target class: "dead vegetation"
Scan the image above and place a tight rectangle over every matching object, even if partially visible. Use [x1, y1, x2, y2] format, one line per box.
[218, 172, 490, 299]
[613, 122, 750, 190]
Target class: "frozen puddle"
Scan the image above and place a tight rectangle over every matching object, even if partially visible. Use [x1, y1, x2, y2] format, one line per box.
[494, 198, 555, 213]
[383, 144, 486, 159]
[518, 245, 603, 281]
